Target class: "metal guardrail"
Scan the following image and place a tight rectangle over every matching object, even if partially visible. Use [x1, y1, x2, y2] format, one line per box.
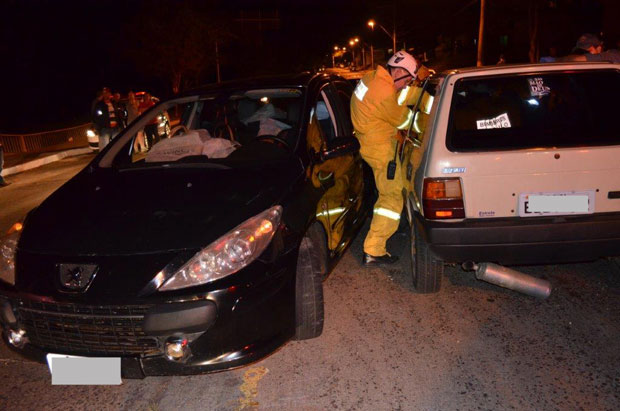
[0, 124, 90, 154]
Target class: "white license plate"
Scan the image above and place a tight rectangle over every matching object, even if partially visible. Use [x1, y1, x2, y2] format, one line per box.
[518, 191, 595, 217]
[46, 353, 121, 385]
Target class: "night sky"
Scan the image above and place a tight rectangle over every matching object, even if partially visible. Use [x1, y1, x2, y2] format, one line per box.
[1, 0, 617, 133]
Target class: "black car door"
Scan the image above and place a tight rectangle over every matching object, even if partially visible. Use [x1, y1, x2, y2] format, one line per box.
[307, 81, 364, 255]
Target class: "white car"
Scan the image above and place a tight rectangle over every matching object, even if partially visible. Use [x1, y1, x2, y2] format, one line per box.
[402, 62, 620, 293]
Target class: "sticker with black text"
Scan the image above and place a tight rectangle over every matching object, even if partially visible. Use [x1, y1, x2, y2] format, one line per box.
[528, 77, 550, 97]
[476, 113, 511, 129]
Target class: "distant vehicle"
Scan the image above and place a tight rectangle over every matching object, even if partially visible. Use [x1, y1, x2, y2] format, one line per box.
[0, 73, 371, 378]
[400, 62, 620, 293]
[323, 68, 371, 87]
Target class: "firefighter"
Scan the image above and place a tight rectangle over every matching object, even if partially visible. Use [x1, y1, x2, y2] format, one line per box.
[351, 51, 418, 265]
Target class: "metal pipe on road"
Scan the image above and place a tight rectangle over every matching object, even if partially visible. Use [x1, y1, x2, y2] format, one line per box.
[463, 262, 551, 299]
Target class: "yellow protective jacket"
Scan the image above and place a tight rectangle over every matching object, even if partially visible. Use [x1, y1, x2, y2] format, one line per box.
[350, 66, 415, 147]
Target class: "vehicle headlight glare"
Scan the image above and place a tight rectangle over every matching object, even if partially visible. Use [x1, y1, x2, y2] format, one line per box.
[86, 129, 96, 138]
[159, 206, 282, 291]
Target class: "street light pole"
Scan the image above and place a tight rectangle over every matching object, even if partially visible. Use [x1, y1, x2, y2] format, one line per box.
[477, 0, 486, 67]
[367, 21, 375, 68]
[368, 19, 396, 53]
[349, 39, 357, 69]
[332, 46, 338, 68]
[370, 44, 374, 68]
[215, 40, 221, 83]
[392, 25, 396, 52]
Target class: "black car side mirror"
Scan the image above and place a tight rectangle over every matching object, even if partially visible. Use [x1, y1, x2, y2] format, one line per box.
[318, 136, 360, 162]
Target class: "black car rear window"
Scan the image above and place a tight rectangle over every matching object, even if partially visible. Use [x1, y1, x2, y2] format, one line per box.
[446, 69, 620, 151]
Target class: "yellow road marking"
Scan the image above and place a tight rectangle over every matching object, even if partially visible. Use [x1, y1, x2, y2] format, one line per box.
[236, 366, 269, 410]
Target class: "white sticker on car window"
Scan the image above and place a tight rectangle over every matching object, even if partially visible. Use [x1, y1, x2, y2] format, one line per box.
[528, 77, 550, 97]
[476, 113, 511, 129]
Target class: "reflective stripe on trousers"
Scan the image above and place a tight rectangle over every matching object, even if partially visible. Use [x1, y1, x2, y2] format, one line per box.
[360, 141, 404, 257]
[374, 207, 401, 221]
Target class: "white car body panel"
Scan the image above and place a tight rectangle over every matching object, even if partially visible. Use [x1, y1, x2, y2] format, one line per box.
[416, 62, 620, 219]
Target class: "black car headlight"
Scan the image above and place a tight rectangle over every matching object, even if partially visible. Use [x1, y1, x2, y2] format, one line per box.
[159, 206, 283, 291]
[0, 223, 23, 286]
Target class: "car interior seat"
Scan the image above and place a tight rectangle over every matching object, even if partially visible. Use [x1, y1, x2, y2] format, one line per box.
[234, 99, 260, 145]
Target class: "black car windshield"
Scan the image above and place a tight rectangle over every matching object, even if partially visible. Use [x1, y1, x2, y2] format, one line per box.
[103, 87, 304, 168]
[446, 69, 620, 151]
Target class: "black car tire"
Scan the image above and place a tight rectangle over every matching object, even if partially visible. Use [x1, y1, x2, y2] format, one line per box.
[410, 221, 443, 293]
[294, 223, 326, 340]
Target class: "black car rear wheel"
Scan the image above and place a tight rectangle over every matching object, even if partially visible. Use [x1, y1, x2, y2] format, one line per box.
[410, 222, 443, 293]
[294, 223, 326, 340]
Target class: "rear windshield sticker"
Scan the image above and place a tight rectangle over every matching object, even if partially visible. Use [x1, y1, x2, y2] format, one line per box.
[528, 77, 550, 97]
[442, 167, 466, 174]
[476, 113, 511, 129]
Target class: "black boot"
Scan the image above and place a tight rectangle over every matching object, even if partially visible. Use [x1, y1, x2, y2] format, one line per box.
[363, 253, 399, 266]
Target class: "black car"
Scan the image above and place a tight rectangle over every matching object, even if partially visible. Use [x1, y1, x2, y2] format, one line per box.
[0, 73, 371, 378]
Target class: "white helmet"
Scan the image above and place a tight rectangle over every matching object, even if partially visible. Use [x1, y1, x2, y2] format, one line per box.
[387, 51, 418, 78]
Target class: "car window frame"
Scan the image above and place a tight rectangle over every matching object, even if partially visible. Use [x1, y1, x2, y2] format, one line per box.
[444, 69, 620, 152]
[99, 96, 200, 168]
[330, 81, 355, 137]
[318, 86, 338, 140]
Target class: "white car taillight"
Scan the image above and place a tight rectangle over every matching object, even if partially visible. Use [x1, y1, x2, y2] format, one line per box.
[423, 178, 465, 219]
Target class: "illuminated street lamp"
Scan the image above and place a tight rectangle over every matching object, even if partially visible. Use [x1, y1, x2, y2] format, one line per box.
[332, 45, 340, 67]
[368, 19, 396, 53]
[349, 39, 357, 69]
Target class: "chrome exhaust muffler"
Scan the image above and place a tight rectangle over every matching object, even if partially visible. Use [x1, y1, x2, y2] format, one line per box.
[462, 262, 551, 299]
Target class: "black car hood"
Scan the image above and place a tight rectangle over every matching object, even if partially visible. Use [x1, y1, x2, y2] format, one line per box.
[19, 160, 303, 256]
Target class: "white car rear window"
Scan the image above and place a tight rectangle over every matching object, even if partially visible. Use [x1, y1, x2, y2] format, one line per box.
[446, 69, 620, 151]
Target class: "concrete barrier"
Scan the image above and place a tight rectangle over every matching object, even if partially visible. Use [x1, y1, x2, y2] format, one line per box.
[1, 148, 93, 177]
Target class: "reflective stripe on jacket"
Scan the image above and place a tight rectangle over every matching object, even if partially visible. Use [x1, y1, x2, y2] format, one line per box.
[350, 66, 413, 146]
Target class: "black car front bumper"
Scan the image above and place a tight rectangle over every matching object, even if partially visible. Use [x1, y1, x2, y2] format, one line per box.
[0, 257, 297, 377]
[415, 211, 620, 265]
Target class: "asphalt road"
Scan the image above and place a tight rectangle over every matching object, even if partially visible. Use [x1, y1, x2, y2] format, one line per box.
[0, 154, 97, 234]
[0, 156, 618, 410]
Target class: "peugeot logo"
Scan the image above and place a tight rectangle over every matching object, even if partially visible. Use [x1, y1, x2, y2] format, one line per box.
[58, 264, 98, 291]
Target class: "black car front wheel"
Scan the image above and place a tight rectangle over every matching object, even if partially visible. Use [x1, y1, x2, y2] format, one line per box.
[294, 223, 326, 340]
[410, 222, 443, 293]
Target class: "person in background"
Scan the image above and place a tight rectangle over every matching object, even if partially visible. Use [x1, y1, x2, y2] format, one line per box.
[92, 88, 121, 150]
[0, 141, 10, 187]
[126, 91, 139, 123]
[113, 91, 128, 128]
[128, 91, 146, 152]
[138, 92, 158, 148]
[539, 46, 558, 63]
[90, 89, 104, 118]
[562, 33, 620, 63]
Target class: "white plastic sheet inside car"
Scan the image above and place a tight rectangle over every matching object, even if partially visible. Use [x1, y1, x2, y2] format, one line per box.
[242, 103, 287, 124]
[258, 118, 291, 137]
[145, 130, 237, 162]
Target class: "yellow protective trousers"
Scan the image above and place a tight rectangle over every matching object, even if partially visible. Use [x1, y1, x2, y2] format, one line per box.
[360, 141, 403, 257]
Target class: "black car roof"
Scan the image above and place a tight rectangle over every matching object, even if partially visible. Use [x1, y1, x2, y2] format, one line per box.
[178, 72, 341, 98]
